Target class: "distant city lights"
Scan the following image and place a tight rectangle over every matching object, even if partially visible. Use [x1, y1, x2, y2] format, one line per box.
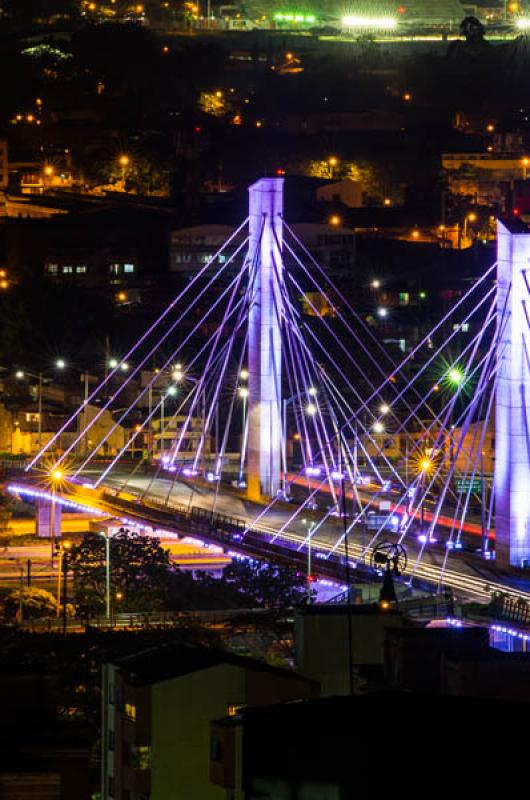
[274, 12, 316, 23]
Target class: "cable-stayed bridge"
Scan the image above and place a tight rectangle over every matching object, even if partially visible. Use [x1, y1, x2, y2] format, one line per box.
[10, 179, 530, 604]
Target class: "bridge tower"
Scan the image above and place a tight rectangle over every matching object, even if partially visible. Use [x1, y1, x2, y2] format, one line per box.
[247, 178, 284, 501]
[495, 219, 530, 568]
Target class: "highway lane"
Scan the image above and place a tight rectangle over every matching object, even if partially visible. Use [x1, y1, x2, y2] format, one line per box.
[8, 468, 530, 603]
[77, 470, 530, 603]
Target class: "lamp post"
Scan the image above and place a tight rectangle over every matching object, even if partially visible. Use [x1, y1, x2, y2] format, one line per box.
[118, 154, 130, 187]
[98, 530, 111, 622]
[15, 360, 66, 451]
[50, 468, 64, 565]
[56, 540, 71, 634]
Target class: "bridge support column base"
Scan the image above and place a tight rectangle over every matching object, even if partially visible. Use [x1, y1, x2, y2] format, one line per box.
[36, 498, 61, 540]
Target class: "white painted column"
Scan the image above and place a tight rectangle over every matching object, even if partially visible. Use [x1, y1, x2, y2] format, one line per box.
[247, 178, 284, 501]
[495, 219, 530, 567]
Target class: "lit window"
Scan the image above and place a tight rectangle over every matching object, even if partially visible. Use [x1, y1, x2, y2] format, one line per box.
[76, 266, 87, 273]
[123, 263, 135, 273]
[218, 255, 226, 263]
[62, 266, 73, 273]
[399, 292, 409, 306]
[226, 703, 244, 716]
[46, 264, 58, 274]
[124, 702, 137, 721]
[110, 264, 121, 275]
[130, 744, 151, 770]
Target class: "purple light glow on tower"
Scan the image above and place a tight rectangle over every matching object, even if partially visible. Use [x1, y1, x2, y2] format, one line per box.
[247, 178, 284, 500]
[495, 219, 530, 568]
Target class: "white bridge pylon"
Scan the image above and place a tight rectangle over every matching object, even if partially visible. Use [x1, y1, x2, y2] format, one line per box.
[247, 178, 284, 501]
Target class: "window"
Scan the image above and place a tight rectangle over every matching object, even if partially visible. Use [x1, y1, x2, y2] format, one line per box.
[110, 263, 121, 275]
[76, 265, 87, 274]
[226, 703, 244, 716]
[124, 263, 135, 273]
[46, 264, 58, 274]
[124, 702, 137, 721]
[62, 266, 73, 274]
[399, 292, 410, 306]
[218, 255, 226, 264]
[130, 745, 151, 770]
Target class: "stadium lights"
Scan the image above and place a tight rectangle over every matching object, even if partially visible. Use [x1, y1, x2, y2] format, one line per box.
[342, 15, 397, 29]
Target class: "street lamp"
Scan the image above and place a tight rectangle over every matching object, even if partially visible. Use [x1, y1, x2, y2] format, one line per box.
[98, 530, 112, 621]
[118, 154, 130, 186]
[328, 155, 339, 178]
[49, 468, 64, 565]
[16, 361, 66, 450]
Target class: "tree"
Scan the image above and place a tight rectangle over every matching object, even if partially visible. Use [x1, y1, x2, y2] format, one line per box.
[68, 529, 172, 614]
[2, 587, 58, 620]
[223, 559, 309, 609]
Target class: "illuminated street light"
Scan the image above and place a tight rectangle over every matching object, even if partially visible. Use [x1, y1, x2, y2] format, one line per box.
[118, 154, 131, 186]
[371, 279, 381, 289]
[120, 362, 129, 372]
[373, 421, 385, 434]
[166, 385, 177, 397]
[108, 358, 118, 369]
[240, 368, 249, 380]
[238, 386, 249, 398]
[448, 366, 464, 386]
[51, 468, 64, 482]
[377, 307, 388, 318]
[379, 403, 390, 415]
[308, 387, 317, 396]
[172, 364, 184, 382]
[306, 403, 317, 416]
[419, 457, 433, 474]
[329, 215, 341, 226]
[56, 359, 66, 369]
[15, 370, 24, 379]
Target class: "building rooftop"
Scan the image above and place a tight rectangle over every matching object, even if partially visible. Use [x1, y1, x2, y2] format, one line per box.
[113, 643, 313, 686]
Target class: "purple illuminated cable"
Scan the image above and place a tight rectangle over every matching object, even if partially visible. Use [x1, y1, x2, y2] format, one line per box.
[112, 325, 243, 495]
[282, 316, 313, 466]
[270, 243, 337, 480]
[86, 293, 247, 484]
[285, 292, 340, 484]
[65, 240, 250, 473]
[339, 335, 502, 563]
[71, 238, 250, 470]
[286, 308, 398, 484]
[101, 296, 249, 490]
[172, 269, 247, 469]
[376, 297, 498, 471]
[269, 479, 327, 544]
[90, 276, 249, 484]
[27, 219, 249, 470]
[353, 286, 497, 440]
[192, 275, 251, 472]
[406, 336, 500, 575]
[136, 320, 244, 499]
[216, 330, 249, 480]
[282, 232, 460, 442]
[281, 296, 338, 503]
[288, 264, 497, 438]
[169, 217, 265, 468]
[290, 318, 400, 486]
[285, 222, 496, 422]
[198, 282, 252, 472]
[282, 234, 433, 434]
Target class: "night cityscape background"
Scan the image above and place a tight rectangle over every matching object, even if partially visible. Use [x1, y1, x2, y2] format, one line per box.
[1, 1, 530, 798]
